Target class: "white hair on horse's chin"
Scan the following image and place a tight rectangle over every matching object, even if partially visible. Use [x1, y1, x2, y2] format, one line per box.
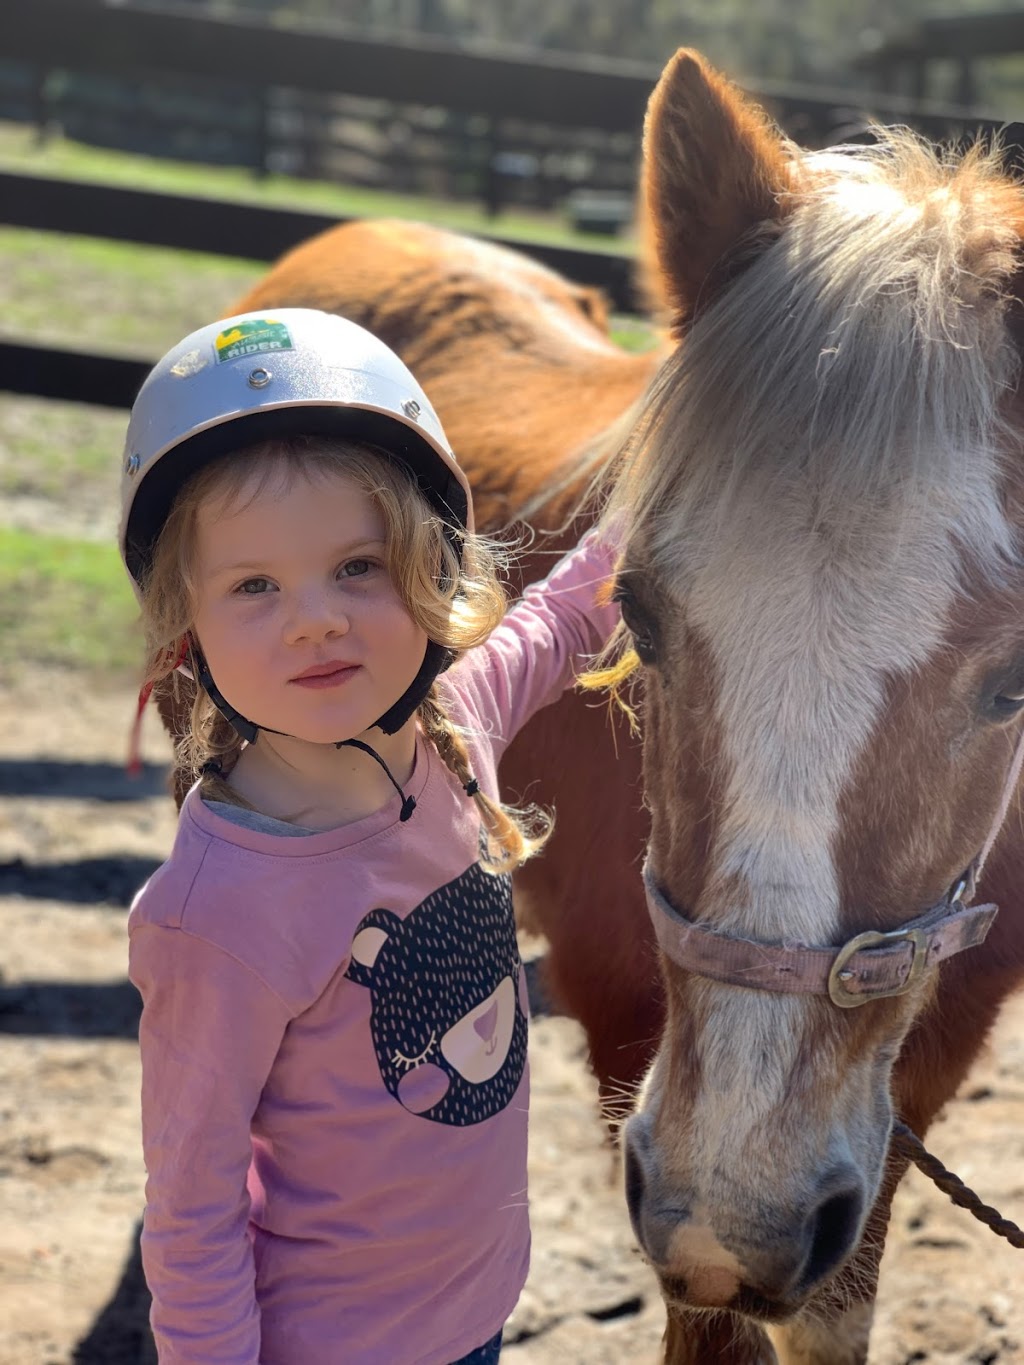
[769, 1300, 876, 1364]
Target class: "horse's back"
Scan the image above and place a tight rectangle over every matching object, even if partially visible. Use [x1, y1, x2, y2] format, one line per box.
[233, 218, 658, 530]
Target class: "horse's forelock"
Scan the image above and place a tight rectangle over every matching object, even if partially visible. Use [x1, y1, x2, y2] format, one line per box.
[615, 130, 1023, 589]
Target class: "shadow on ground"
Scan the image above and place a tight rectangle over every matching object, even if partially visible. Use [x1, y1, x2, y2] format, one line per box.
[0, 855, 161, 905]
[0, 758, 168, 801]
[0, 979, 141, 1038]
[73, 1222, 155, 1365]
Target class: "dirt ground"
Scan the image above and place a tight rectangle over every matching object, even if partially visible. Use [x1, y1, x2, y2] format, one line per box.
[1, 672, 1022, 1365]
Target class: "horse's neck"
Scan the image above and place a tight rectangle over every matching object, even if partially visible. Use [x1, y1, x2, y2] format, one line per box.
[509, 357, 663, 541]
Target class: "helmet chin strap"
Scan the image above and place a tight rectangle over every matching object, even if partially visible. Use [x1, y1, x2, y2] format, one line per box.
[337, 738, 417, 821]
[191, 640, 466, 823]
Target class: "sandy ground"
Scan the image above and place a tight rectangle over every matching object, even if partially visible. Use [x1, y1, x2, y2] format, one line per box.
[1, 674, 1022, 1365]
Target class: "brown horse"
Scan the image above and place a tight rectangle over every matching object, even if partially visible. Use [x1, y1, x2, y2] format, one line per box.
[159, 49, 1024, 1365]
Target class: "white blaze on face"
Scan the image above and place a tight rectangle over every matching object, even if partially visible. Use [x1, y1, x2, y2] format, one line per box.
[652, 456, 1008, 1148]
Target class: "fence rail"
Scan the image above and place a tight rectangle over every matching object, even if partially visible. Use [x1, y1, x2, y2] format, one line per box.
[0, 338, 152, 410]
[8, 0, 1014, 219]
[1, 169, 636, 301]
[0, 169, 637, 410]
[9, 0, 1004, 132]
[2, 0, 1016, 412]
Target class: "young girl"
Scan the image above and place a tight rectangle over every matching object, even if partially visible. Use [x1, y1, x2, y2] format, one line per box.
[120, 308, 621, 1365]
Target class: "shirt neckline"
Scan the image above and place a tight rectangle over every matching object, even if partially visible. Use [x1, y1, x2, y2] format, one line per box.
[183, 733, 435, 857]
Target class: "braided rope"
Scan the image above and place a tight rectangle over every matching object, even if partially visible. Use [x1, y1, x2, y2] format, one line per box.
[891, 1120, 1024, 1249]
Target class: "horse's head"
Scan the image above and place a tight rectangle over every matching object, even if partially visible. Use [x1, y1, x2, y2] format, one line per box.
[608, 50, 1024, 1320]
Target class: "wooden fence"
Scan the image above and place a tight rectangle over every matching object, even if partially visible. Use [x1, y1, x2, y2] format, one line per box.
[2, 0, 1016, 413]
[7, 0, 1008, 206]
[0, 168, 638, 409]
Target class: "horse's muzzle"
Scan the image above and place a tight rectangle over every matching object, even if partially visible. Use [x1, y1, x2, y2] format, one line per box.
[623, 1114, 867, 1314]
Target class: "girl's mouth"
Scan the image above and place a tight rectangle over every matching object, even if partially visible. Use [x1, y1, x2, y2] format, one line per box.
[290, 664, 359, 689]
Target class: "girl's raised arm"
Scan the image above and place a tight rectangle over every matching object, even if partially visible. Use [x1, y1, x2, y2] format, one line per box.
[453, 523, 621, 758]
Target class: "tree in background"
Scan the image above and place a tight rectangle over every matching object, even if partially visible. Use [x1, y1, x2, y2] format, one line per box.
[210, 0, 1021, 100]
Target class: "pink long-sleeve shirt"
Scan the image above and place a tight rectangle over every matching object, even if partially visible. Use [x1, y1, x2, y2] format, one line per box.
[128, 530, 619, 1365]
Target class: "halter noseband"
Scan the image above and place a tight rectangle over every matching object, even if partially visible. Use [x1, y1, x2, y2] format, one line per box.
[644, 732, 1024, 1009]
[644, 864, 997, 1008]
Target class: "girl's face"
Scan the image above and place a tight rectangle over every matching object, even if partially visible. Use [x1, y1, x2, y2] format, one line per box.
[191, 464, 429, 746]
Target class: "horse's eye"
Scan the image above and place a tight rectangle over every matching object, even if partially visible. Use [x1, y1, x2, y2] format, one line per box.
[993, 689, 1024, 714]
[613, 582, 658, 666]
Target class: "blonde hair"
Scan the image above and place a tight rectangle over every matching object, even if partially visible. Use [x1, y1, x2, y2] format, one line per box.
[140, 433, 552, 871]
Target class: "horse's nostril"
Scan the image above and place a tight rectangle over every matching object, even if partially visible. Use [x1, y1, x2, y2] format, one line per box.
[623, 1131, 647, 1224]
[801, 1184, 864, 1291]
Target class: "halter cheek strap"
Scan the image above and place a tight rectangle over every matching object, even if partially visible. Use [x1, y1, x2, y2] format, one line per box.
[977, 730, 1024, 877]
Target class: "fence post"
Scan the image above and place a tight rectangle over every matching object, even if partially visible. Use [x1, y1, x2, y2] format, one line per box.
[254, 89, 272, 180]
[32, 66, 54, 147]
[481, 116, 504, 218]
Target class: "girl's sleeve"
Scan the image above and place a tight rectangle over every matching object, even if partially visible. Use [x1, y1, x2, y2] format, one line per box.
[130, 922, 292, 1365]
[454, 525, 621, 759]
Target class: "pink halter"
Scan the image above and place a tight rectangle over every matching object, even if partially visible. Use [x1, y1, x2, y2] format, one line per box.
[644, 732, 1024, 1009]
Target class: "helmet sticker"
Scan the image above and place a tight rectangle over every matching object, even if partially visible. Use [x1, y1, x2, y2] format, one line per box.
[214, 318, 294, 364]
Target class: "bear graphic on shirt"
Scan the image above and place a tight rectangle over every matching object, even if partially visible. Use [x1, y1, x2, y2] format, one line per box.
[344, 862, 528, 1126]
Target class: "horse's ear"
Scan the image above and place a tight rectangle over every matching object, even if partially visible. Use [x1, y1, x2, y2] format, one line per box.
[641, 49, 794, 327]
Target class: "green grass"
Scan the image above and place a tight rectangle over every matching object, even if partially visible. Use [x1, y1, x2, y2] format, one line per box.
[0, 395, 133, 555]
[0, 121, 635, 256]
[610, 314, 660, 353]
[0, 395, 118, 491]
[0, 395, 123, 495]
[0, 226, 263, 353]
[0, 223, 654, 358]
[0, 527, 141, 677]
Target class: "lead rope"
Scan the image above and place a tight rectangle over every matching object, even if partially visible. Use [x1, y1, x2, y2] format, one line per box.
[890, 1120, 1024, 1248]
[887, 729, 1024, 1252]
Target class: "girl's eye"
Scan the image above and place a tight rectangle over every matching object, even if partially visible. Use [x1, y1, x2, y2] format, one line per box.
[340, 559, 373, 579]
[238, 577, 271, 595]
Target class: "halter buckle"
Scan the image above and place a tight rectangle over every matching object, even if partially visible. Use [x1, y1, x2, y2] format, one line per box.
[827, 927, 930, 1009]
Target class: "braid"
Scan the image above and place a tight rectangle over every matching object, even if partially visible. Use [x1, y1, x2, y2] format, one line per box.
[419, 685, 552, 873]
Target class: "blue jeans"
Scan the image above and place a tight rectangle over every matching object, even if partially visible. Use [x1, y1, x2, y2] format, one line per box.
[450, 1329, 502, 1365]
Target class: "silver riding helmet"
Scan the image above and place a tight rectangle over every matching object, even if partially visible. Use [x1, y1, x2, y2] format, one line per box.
[118, 307, 474, 737]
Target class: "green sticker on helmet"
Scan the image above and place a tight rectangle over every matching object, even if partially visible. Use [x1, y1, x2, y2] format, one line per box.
[214, 318, 294, 363]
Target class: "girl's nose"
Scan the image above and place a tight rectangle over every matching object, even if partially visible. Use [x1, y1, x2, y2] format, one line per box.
[282, 588, 351, 644]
